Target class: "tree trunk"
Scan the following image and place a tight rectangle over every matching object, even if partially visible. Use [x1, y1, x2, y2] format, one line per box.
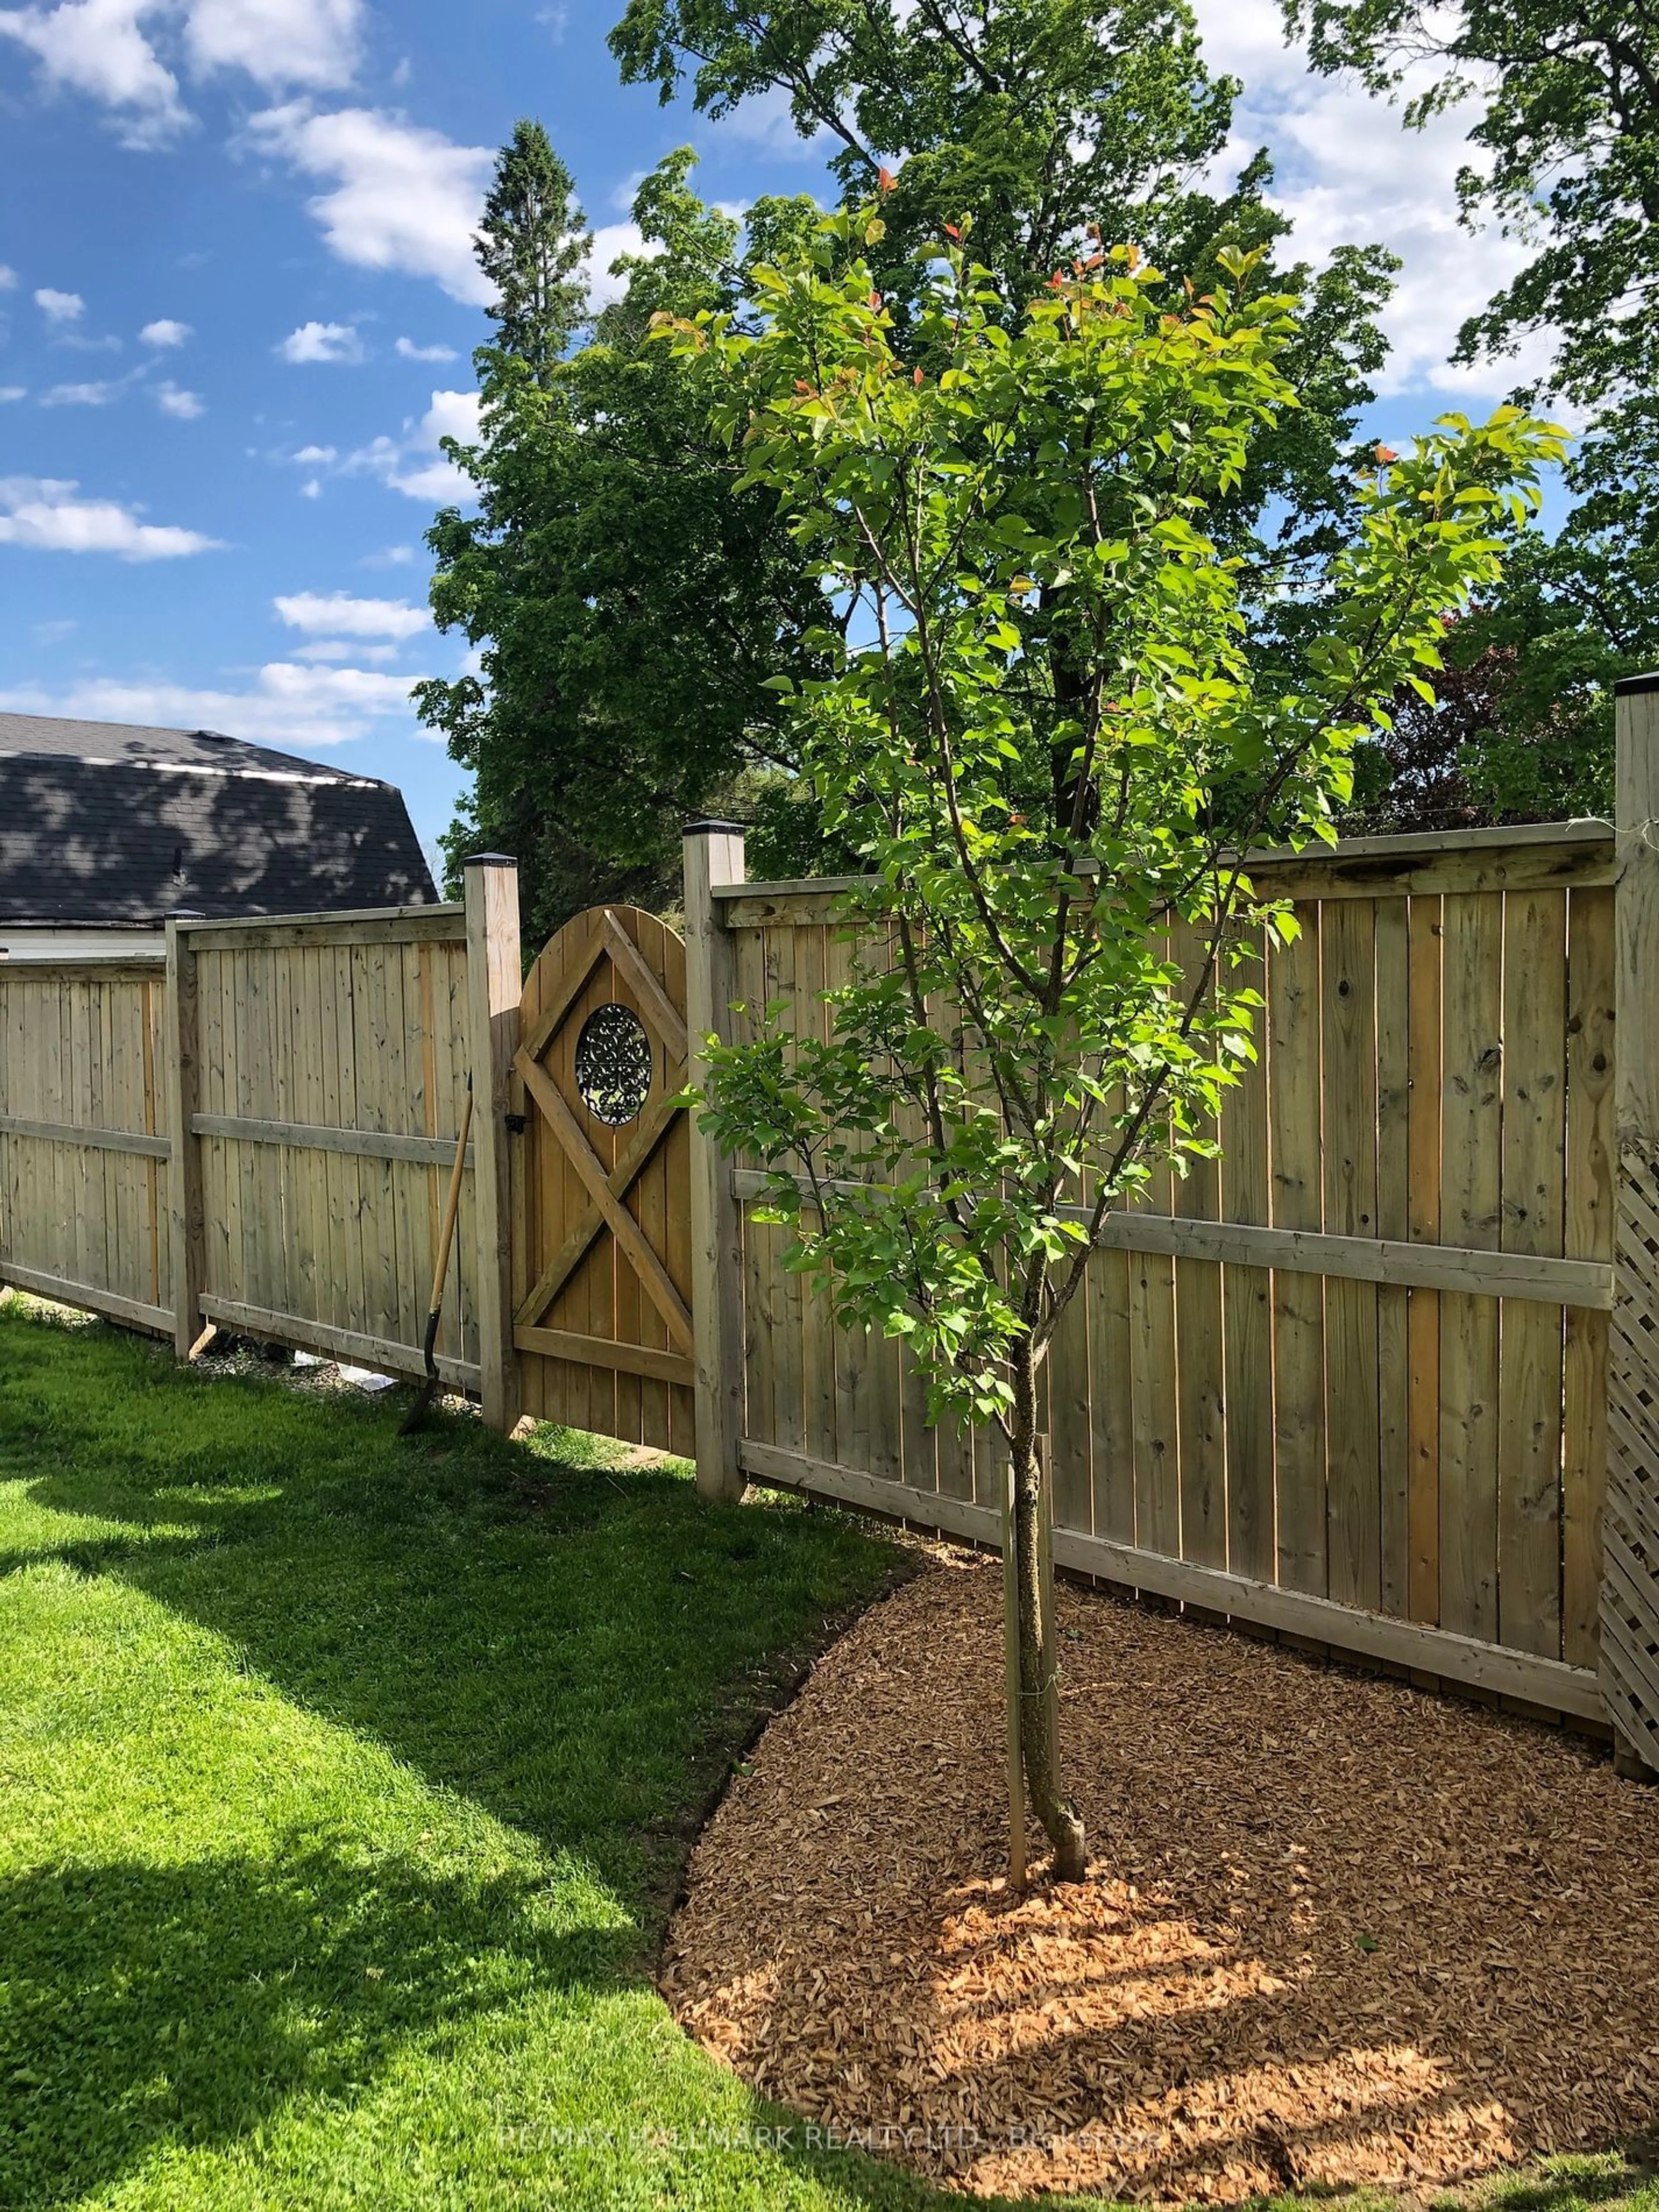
[1008, 1338, 1087, 1881]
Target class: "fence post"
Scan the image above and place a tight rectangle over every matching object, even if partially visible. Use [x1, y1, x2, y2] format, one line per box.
[683, 821, 748, 1503]
[465, 855, 522, 1435]
[164, 912, 207, 1359]
[1606, 675, 1659, 1778]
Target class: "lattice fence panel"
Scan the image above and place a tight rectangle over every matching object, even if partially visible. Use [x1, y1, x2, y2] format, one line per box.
[1604, 1150, 1659, 1773]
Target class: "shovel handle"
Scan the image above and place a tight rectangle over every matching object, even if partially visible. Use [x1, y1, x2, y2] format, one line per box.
[420, 1077, 474, 1376]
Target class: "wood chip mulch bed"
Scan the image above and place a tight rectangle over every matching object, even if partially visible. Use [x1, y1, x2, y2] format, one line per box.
[661, 1554, 1659, 2202]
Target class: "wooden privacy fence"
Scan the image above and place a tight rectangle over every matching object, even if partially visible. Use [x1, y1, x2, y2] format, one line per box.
[3, 711, 1659, 1772]
[0, 959, 173, 1335]
[677, 682, 1659, 1775]
[0, 858, 520, 1406]
[690, 824, 1619, 1729]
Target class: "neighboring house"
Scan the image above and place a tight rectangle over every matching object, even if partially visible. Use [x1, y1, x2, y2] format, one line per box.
[0, 712, 438, 960]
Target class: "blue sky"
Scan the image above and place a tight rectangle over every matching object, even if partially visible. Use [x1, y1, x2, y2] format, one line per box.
[0, 0, 1545, 869]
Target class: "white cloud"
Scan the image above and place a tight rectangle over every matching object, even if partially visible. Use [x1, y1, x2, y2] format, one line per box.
[290, 441, 337, 463]
[244, 110, 649, 318]
[277, 318, 362, 363]
[0, 387, 25, 403]
[345, 386, 479, 502]
[361, 542, 415, 566]
[155, 379, 204, 417]
[382, 456, 467, 502]
[139, 316, 191, 346]
[0, 265, 16, 289]
[1191, 0, 1550, 399]
[38, 375, 130, 404]
[0, 1, 187, 149]
[418, 387, 478, 443]
[0, 661, 426, 749]
[248, 103, 493, 304]
[585, 220, 652, 312]
[0, 0, 364, 145]
[394, 334, 457, 362]
[299, 478, 321, 498]
[290, 638, 398, 662]
[274, 588, 428, 639]
[0, 476, 221, 558]
[185, 0, 359, 90]
[35, 286, 84, 322]
[709, 80, 828, 160]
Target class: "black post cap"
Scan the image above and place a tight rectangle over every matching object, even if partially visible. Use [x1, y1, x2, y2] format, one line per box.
[1613, 673, 1659, 698]
[682, 818, 748, 835]
[463, 851, 517, 867]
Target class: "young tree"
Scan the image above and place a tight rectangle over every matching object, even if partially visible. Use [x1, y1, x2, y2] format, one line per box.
[668, 211, 1560, 1879]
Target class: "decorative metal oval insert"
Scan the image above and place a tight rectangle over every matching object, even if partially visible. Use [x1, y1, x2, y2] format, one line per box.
[573, 1001, 654, 1127]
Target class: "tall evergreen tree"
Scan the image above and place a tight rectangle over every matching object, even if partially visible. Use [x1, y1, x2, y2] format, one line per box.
[474, 119, 593, 383]
[417, 153, 833, 945]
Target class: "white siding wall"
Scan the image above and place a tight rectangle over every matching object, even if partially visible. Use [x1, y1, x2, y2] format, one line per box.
[0, 928, 165, 961]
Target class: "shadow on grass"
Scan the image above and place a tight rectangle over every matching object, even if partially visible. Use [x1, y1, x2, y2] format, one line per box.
[0, 1306, 992, 2211]
[0, 1842, 597, 2208]
[0, 1309, 898, 1923]
[21, 1314, 1649, 2212]
[1484, 2155, 1659, 2212]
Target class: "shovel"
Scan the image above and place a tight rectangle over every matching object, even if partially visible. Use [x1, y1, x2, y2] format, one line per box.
[399, 1074, 474, 1436]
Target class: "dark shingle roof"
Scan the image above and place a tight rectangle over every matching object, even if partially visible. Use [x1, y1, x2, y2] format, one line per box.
[0, 712, 438, 926]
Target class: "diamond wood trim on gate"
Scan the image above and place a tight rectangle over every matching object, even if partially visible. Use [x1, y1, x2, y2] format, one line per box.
[514, 1050, 693, 1351]
[512, 1088, 684, 1333]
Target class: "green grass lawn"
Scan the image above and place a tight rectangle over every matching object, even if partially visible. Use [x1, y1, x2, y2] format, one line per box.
[0, 1297, 956, 2210]
[1, 1295, 1654, 2212]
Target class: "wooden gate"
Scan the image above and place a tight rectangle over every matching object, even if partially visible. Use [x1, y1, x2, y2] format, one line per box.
[509, 905, 696, 1452]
